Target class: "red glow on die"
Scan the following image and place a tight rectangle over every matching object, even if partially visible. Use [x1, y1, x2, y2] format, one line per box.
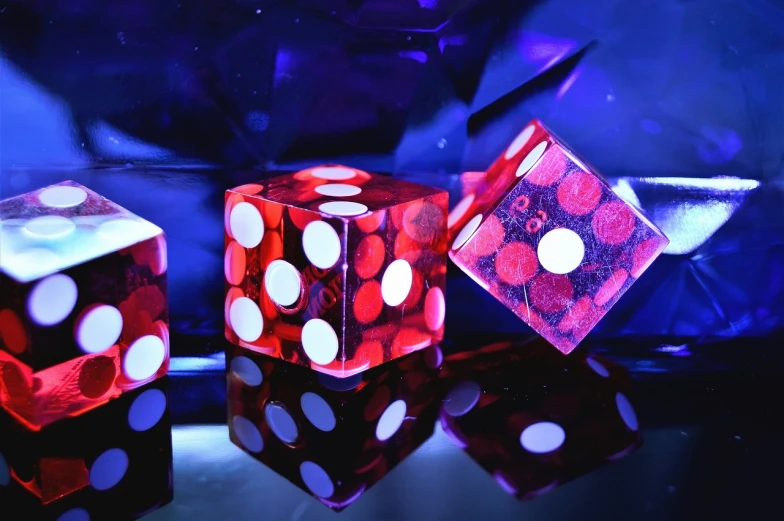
[495, 242, 538, 286]
[530, 273, 574, 315]
[557, 172, 602, 215]
[592, 202, 636, 245]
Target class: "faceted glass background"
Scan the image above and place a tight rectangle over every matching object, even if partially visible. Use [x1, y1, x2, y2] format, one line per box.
[1, 0, 782, 357]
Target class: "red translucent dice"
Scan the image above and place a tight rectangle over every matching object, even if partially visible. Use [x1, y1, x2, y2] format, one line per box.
[226, 343, 442, 510]
[0, 181, 169, 430]
[448, 120, 669, 353]
[225, 166, 448, 377]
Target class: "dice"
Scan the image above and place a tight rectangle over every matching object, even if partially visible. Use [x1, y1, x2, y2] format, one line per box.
[226, 342, 443, 510]
[439, 339, 641, 500]
[224, 165, 448, 377]
[0, 181, 169, 430]
[448, 120, 669, 353]
[0, 377, 173, 519]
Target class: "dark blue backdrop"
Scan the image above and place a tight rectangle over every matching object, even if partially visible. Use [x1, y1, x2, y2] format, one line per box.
[1, 0, 782, 355]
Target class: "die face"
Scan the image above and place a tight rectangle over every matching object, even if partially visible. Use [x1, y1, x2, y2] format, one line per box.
[0, 377, 173, 515]
[0, 181, 164, 283]
[342, 193, 448, 373]
[439, 340, 641, 500]
[449, 123, 669, 353]
[226, 343, 442, 510]
[0, 184, 169, 430]
[225, 166, 447, 376]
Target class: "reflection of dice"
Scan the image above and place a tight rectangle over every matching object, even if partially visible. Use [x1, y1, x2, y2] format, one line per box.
[448, 120, 669, 353]
[0, 377, 173, 519]
[439, 339, 641, 500]
[0, 181, 169, 430]
[224, 165, 448, 377]
[226, 342, 443, 510]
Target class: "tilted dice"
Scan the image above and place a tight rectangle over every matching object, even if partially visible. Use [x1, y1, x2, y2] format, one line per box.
[448, 120, 669, 353]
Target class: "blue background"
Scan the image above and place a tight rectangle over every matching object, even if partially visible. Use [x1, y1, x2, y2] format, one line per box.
[1, 0, 783, 354]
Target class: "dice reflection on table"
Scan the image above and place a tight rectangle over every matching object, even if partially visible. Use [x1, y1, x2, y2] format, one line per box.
[224, 165, 448, 378]
[448, 120, 669, 354]
[0, 377, 173, 520]
[226, 342, 443, 510]
[0, 181, 169, 430]
[439, 339, 641, 500]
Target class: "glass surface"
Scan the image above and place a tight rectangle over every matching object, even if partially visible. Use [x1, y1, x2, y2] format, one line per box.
[144, 334, 783, 521]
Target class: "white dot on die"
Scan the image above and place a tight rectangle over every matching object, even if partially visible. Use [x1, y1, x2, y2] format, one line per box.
[301, 319, 339, 365]
[302, 221, 341, 269]
[376, 399, 407, 441]
[57, 508, 90, 521]
[232, 415, 263, 453]
[265, 402, 299, 444]
[24, 216, 75, 238]
[505, 124, 536, 160]
[229, 202, 264, 248]
[75, 304, 123, 354]
[319, 201, 368, 216]
[301, 392, 336, 432]
[89, 448, 128, 490]
[586, 357, 610, 377]
[452, 214, 483, 250]
[300, 461, 335, 498]
[38, 185, 88, 208]
[312, 166, 356, 181]
[616, 392, 639, 431]
[537, 228, 585, 274]
[447, 193, 475, 228]
[381, 259, 412, 307]
[516, 141, 548, 177]
[7, 248, 62, 279]
[96, 218, 148, 238]
[27, 274, 78, 326]
[229, 297, 264, 342]
[424, 287, 446, 331]
[264, 260, 302, 307]
[0, 451, 9, 486]
[444, 381, 481, 417]
[230, 355, 263, 387]
[127, 388, 167, 432]
[520, 422, 566, 454]
[123, 334, 166, 381]
[315, 184, 362, 197]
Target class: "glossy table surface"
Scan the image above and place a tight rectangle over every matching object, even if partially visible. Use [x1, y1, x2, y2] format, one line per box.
[146, 336, 783, 521]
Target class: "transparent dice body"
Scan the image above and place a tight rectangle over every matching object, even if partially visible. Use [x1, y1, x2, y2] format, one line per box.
[0, 181, 169, 430]
[225, 166, 448, 377]
[448, 120, 669, 353]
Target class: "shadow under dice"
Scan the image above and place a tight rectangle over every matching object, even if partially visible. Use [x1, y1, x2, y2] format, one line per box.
[448, 120, 669, 353]
[439, 339, 641, 500]
[226, 343, 443, 510]
[0, 377, 173, 520]
[225, 165, 448, 377]
[0, 181, 169, 430]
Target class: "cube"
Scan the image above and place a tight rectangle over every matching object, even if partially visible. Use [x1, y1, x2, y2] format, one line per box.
[0, 377, 173, 519]
[439, 339, 641, 500]
[447, 120, 669, 353]
[224, 165, 448, 377]
[226, 342, 443, 510]
[0, 181, 169, 430]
